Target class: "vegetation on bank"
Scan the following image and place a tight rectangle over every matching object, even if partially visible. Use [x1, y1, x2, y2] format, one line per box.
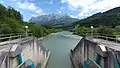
[72, 7, 120, 37]
[0, 4, 58, 37]
[74, 24, 120, 36]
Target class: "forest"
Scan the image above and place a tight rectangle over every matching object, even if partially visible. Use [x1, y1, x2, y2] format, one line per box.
[0, 4, 57, 37]
[72, 7, 120, 37]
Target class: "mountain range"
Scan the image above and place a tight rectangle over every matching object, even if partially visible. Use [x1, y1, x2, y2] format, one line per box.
[29, 14, 79, 25]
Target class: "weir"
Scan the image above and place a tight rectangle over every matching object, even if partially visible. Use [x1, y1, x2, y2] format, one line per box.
[70, 37, 120, 68]
[1, 32, 120, 68]
[0, 36, 50, 68]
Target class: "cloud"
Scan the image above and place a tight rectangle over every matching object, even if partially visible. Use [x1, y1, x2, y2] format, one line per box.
[1, 0, 45, 21]
[68, 5, 80, 11]
[58, 11, 61, 13]
[17, 2, 37, 11]
[32, 9, 45, 17]
[61, 0, 67, 3]
[36, 9, 45, 15]
[56, 9, 62, 13]
[70, 15, 77, 18]
[67, 0, 97, 8]
[46, 0, 54, 4]
[66, 0, 120, 18]
[16, 1, 45, 15]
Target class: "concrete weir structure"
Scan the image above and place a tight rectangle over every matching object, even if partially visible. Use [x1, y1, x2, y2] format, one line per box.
[70, 37, 120, 68]
[0, 37, 50, 68]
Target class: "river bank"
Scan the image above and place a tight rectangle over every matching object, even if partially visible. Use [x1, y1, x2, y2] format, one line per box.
[39, 33, 57, 40]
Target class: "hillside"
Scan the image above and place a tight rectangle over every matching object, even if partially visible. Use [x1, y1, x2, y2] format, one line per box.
[0, 4, 57, 37]
[72, 7, 120, 36]
[29, 14, 78, 25]
[73, 7, 120, 27]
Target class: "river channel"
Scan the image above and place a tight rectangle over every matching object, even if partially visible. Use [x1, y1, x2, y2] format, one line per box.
[41, 31, 81, 68]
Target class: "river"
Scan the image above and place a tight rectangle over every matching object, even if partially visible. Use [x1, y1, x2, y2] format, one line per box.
[41, 31, 81, 68]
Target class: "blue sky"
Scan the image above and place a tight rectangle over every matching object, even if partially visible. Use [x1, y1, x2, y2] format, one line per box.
[0, 0, 120, 21]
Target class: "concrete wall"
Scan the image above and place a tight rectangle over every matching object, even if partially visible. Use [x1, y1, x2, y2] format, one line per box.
[19, 38, 50, 68]
[10, 57, 19, 68]
[70, 37, 120, 68]
[0, 37, 50, 68]
[70, 38, 85, 68]
[70, 38, 100, 68]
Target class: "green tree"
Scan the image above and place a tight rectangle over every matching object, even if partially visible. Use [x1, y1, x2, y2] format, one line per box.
[0, 24, 12, 34]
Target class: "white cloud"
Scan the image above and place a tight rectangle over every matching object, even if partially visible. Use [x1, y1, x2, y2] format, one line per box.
[67, 0, 97, 8]
[16, 1, 45, 15]
[15, 1, 45, 19]
[61, 0, 67, 3]
[36, 9, 45, 15]
[32, 9, 45, 17]
[67, 0, 120, 18]
[17, 2, 37, 11]
[58, 11, 61, 13]
[57, 10, 62, 13]
[70, 15, 77, 18]
[68, 5, 79, 11]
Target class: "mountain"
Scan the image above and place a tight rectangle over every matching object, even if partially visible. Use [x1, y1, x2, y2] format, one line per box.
[0, 4, 58, 37]
[104, 7, 120, 14]
[29, 14, 79, 25]
[73, 7, 120, 27]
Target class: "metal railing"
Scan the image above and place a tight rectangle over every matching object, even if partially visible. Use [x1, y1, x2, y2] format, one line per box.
[94, 34, 120, 42]
[0, 33, 33, 42]
[79, 33, 120, 43]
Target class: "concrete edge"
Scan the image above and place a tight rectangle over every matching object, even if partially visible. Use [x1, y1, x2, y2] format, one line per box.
[42, 51, 51, 68]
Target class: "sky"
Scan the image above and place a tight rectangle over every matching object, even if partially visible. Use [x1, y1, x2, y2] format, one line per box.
[0, 0, 120, 21]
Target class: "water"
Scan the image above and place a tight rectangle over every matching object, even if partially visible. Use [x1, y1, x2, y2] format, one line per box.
[41, 31, 81, 68]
